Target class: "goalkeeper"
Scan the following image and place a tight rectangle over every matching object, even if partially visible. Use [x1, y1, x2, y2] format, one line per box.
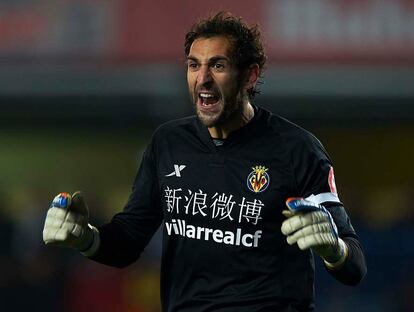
[42, 11, 366, 312]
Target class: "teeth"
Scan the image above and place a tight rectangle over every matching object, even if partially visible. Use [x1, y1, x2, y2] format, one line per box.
[200, 93, 215, 98]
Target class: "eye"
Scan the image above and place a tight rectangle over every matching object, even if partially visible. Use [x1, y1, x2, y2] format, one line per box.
[187, 61, 199, 71]
[212, 63, 225, 71]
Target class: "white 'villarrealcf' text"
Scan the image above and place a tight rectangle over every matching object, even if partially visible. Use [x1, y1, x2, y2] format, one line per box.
[165, 219, 262, 248]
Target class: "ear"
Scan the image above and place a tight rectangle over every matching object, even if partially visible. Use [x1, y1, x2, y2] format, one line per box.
[243, 64, 260, 91]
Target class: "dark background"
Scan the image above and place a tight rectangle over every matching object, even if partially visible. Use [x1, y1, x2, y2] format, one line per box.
[1, 1, 413, 311]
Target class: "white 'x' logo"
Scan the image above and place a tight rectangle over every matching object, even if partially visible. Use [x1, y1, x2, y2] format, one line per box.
[165, 164, 186, 177]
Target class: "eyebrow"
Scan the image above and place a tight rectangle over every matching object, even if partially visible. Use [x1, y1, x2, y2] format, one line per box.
[187, 55, 230, 63]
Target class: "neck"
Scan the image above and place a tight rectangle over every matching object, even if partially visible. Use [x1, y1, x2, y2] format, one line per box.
[208, 102, 255, 139]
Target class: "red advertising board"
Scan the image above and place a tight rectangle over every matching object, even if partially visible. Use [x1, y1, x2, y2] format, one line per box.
[114, 0, 262, 61]
[263, 0, 414, 63]
[0, 0, 413, 64]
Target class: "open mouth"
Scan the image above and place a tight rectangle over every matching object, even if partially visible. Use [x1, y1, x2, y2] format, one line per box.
[198, 92, 220, 108]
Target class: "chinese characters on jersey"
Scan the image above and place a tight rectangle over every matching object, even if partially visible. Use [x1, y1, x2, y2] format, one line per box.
[164, 186, 264, 225]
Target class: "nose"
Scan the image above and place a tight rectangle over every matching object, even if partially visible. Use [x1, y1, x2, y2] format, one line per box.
[197, 65, 212, 86]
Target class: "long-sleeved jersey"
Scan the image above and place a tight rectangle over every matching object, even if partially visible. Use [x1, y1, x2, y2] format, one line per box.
[91, 106, 366, 312]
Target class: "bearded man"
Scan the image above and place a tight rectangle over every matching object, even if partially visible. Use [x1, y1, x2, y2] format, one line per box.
[43, 12, 366, 312]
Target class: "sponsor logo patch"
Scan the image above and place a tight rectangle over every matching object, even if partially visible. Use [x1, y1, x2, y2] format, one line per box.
[247, 166, 270, 193]
[328, 166, 337, 195]
[166, 164, 186, 177]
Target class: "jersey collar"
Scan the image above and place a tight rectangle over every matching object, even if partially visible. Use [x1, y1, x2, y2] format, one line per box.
[194, 105, 270, 150]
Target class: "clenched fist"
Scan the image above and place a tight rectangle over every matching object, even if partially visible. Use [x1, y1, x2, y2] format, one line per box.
[43, 191, 99, 256]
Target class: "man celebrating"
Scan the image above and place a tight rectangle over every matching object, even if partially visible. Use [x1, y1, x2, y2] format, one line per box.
[43, 12, 366, 311]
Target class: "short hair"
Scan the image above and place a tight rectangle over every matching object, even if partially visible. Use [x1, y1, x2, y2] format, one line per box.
[184, 11, 267, 99]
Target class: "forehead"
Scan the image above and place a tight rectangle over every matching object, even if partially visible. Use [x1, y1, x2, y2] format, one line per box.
[188, 36, 233, 60]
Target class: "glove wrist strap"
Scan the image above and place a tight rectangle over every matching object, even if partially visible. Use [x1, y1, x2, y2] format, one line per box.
[80, 225, 100, 257]
[324, 238, 348, 270]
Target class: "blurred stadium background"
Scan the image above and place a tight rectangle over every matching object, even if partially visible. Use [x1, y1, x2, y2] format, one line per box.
[0, 0, 413, 311]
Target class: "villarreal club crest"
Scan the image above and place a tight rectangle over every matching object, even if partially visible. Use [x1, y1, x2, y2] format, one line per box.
[247, 166, 270, 193]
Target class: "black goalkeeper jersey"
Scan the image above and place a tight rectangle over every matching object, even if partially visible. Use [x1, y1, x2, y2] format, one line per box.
[92, 106, 366, 312]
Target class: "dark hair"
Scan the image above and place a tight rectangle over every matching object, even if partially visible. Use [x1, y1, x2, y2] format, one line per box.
[184, 11, 267, 99]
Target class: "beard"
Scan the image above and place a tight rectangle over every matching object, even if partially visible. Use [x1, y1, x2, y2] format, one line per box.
[191, 83, 245, 128]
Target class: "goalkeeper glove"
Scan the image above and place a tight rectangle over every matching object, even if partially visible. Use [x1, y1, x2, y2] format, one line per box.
[43, 192, 99, 256]
[281, 197, 348, 268]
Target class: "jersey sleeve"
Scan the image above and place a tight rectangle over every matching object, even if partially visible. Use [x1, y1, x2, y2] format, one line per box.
[291, 132, 340, 205]
[291, 132, 366, 284]
[90, 137, 164, 268]
[291, 132, 356, 237]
